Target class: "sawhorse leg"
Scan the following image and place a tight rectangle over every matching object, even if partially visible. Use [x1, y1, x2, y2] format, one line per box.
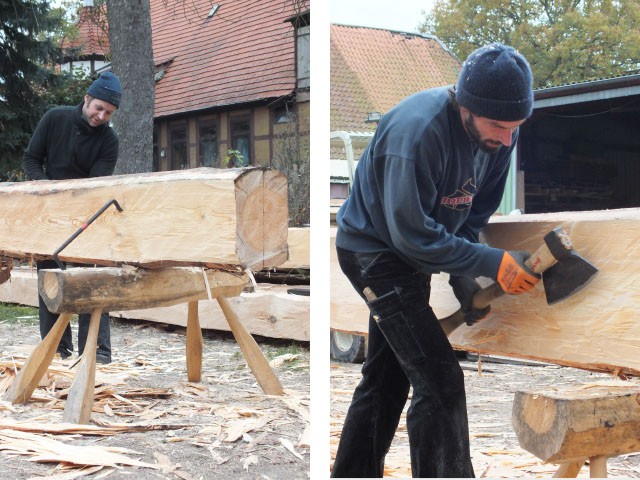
[186, 301, 203, 382]
[554, 456, 608, 478]
[63, 308, 101, 424]
[3, 313, 73, 404]
[554, 458, 586, 477]
[216, 296, 283, 395]
[589, 456, 608, 478]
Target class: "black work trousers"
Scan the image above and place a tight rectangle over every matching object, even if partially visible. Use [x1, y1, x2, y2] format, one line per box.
[331, 247, 475, 478]
[37, 260, 111, 361]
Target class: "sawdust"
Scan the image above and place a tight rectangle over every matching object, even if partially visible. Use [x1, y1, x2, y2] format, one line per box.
[0, 317, 309, 479]
[331, 357, 640, 478]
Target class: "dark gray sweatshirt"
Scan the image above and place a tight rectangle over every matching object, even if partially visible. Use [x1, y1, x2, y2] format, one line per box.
[336, 86, 515, 280]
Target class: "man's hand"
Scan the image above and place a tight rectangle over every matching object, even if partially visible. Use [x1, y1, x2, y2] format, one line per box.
[449, 275, 491, 326]
[497, 251, 540, 294]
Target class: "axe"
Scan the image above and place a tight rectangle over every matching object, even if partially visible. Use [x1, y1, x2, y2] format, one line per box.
[439, 227, 598, 336]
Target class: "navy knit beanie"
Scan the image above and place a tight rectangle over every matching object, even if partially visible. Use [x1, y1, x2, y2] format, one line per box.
[87, 72, 122, 108]
[455, 43, 533, 121]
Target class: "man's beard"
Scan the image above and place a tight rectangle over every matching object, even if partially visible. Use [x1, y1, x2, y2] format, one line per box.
[464, 114, 502, 153]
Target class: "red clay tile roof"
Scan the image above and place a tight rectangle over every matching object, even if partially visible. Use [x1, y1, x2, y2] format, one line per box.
[150, 0, 298, 118]
[60, 5, 110, 57]
[331, 24, 461, 132]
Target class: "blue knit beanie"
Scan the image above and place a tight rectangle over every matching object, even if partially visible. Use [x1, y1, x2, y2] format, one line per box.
[87, 72, 122, 108]
[455, 43, 533, 121]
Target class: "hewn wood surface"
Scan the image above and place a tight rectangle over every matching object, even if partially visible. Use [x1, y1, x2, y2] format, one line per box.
[280, 227, 310, 269]
[331, 208, 640, 375]
[38, 266, 247, 313]
[512, 385, 640, 463]
[117, 286, 310, 341]
[450, 208, 640, 376]
[0, 167, 288, 270]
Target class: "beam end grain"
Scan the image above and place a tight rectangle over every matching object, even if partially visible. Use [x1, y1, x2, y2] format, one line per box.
[235, 168, 289, 270]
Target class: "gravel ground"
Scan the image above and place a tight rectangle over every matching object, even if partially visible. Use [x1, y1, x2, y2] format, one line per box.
[0, 315, 310, 479]
[330, 355, 640, 478]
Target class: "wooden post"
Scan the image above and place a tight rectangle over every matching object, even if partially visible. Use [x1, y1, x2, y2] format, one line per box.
[589, 456, 608, 478]
[186, 301, 203, 382]
[62, 308, 101, 424]
[3, 313, 72, 404]
[216, 296, 283, 395]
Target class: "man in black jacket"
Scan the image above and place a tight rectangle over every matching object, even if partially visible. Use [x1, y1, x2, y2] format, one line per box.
[332, 44, 538, 478]
[23, 71, 122, 364]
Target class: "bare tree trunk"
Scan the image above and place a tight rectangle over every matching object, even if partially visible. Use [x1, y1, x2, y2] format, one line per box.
[106, 0, 155, 174]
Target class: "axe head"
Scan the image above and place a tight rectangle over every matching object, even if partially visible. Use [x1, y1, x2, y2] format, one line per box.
[542, 250, 598, 305]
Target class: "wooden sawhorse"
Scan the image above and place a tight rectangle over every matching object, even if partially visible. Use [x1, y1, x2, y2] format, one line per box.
[512, 385, 640, 478]
[3, 266, 283, 423]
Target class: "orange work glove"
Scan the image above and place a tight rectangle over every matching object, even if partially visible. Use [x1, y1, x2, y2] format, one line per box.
[497, 251, 541, 294]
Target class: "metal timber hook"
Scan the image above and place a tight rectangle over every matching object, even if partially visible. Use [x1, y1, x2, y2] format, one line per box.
[52, 199, 123, 270]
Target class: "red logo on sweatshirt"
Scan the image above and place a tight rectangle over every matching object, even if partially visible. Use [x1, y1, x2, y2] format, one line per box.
[440, 178, 476, 211]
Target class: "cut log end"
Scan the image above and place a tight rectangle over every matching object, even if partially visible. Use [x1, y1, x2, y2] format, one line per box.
[513, 386, 640, 463]
[41, 271, 61, 308]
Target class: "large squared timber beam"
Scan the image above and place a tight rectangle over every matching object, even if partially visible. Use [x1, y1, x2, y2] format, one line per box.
[0, 167, 288, 270]
[331, 208, 640, 376]
[448, 208, 640, 376]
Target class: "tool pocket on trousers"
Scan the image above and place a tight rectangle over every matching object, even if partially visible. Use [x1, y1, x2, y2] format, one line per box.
[367, 287, 427, 364]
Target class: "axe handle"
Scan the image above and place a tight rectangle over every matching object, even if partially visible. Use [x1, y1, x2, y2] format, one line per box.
[525, 241, 559, 275]
[439, 240, 559, 336]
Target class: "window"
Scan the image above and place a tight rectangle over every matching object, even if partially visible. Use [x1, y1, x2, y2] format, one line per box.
[296, 24, 310, 89]
[170, 126, 188, 170]
[230, 118, 250, 166]
[199, 123, 218, 167]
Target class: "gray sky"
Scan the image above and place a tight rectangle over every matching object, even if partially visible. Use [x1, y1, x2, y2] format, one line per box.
[330, 0, 435, 34]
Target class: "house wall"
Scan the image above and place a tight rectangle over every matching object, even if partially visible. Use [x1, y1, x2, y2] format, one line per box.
[153, 101, 310, 173]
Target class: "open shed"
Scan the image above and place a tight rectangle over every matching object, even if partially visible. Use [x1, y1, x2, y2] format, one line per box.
[519, 73, 640, 213]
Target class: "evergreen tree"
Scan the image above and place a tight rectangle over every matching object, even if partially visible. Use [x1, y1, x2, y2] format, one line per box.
[0, 0, 69, 179]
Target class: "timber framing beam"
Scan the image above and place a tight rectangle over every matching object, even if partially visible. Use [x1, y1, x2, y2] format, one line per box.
[331, 208, 640, 376]
[0, 167, 288, 270]
[449, 208, 640, 376]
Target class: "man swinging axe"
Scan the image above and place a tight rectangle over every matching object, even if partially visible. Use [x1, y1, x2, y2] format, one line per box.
[332, 43, 538, 478]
